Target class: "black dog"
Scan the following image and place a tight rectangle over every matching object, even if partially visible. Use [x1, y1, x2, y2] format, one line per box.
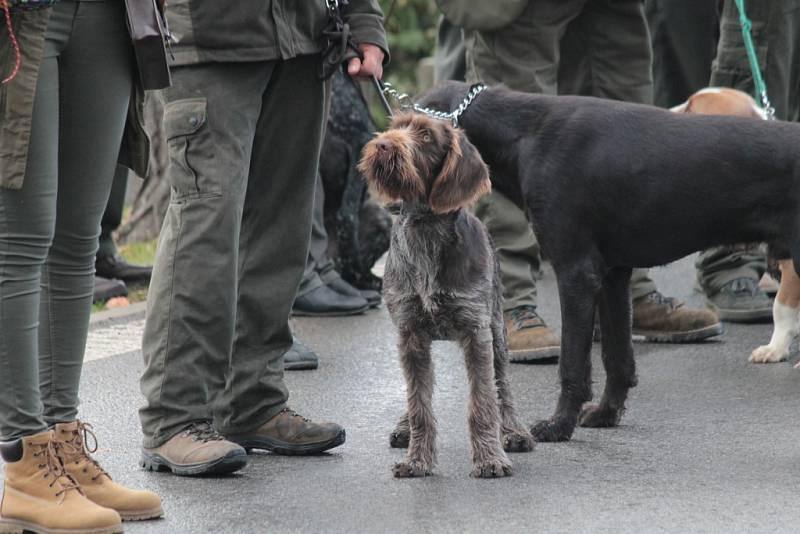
[417, 82, 800, 442]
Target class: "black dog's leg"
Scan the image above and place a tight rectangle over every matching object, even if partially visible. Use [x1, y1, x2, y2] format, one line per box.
[532, 266, 600, 442]
[491, 315, 535, 453]
[579, 267, 637, 428]
[393, 331, 437, 478]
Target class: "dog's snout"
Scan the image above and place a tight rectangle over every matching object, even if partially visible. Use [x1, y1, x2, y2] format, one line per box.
[376, 139, 391, 152]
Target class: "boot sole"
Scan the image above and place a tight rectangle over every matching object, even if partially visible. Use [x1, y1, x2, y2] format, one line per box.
[632, 322, 725, 343]
[140, 448, 247, 476]
[284, 360, 319, 371]
[509, 346, 560, 363]
[0, 518, 122, 534]
[706, 302, 773, 323]
[290, 307, 368, 317]
[232, 428, 346, 456]
[119, 506, 164, 521]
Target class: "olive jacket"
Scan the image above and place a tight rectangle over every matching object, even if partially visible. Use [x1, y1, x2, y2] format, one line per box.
[0, 7, 157, 190]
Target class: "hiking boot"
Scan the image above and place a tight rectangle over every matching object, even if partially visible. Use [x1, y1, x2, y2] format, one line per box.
[704, 277, 773, 323]
[95, 254, 152, 284]
[53, 421, 163, 521]
[327, 277, 381, 308]
[0, 430, 122, 534]
[140, 422, 248, 476]
[227, 408, 346, 455]
[292, 284, 368, 317]
[633, 291, 723, 342]
[504, 305, 560, 362]
[284, 338, 319, 371]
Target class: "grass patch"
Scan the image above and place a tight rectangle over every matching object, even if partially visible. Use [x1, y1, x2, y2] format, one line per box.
[92, 239, 157, 313]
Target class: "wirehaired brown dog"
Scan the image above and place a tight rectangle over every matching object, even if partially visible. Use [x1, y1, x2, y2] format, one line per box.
[358, 113, 535, 478]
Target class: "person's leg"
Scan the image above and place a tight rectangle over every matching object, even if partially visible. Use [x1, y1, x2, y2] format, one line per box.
[466, 0, 585, 361]
[645, 0, 719, 109]
[571, 0, 722, 341]
[94, 164, 152, 284]
[139, 61, 270, 473]
[219, 55, 344, 454]
[38, 0, 135, 426]
[435, 16, 466, 83]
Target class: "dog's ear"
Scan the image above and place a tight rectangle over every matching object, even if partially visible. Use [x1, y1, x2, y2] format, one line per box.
[428, 128, 491, 214]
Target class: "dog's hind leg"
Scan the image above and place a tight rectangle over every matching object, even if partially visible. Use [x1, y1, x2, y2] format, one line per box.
[393, 331, 437, 478]
[532, 264, 601, 442]
[751, 259, 800, 364]
[490, 313, 535, 453]
[463, 333, 512, 477]
[580, 267, 637, 428]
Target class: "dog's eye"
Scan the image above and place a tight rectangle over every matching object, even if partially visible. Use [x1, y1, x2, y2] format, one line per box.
[422, 133, 431, 142]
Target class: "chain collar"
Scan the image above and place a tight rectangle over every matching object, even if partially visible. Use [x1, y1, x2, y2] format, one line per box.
[380, 82, 487, 128]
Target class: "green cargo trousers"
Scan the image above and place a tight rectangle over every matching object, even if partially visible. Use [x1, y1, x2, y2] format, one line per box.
[139, 56, 325, 448]
[465, 0, 657, 311]
[0, 0, 133, 440]
[696, 0, 800, 291]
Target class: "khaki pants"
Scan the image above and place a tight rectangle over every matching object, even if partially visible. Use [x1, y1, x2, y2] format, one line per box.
[465, 0, 656, 311]
[139, 56, 325, 448]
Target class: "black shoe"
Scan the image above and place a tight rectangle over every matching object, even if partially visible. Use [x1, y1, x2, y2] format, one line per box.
[93, 276, 127, 303]
[327, 277, 381, 308]
[704, 277, 773, 323]
[292, 284, 368, 317]
[284, 339, 319, 371]
[96, 254, 152, 284]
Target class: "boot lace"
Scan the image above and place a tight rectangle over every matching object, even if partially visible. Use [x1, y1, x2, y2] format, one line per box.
[507, 305, 546, 331]
[60, 421, 110, 482]
[280, 408, 311, 423]
[183, 422, 225, 443]
[32, 440, 82, 502]
[639, 291, 682, 310]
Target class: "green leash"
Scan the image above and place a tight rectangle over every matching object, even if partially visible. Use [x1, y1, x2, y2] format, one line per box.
[733, 0, 776, 119]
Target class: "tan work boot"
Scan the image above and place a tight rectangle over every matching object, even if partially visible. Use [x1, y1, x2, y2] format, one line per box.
[227, 408, 346, 455]
[0, 429, 122, 534]
[140, 421, 248, 476]
[633, 291, 723, 342]
[504, 305, 560, 362]
[53, 421, 163, 521]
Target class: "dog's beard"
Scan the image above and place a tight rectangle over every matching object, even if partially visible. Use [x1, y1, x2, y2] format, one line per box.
[359, 137, 425, 204]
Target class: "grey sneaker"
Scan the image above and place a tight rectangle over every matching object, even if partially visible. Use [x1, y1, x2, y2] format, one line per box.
[704, 277, 773, 323]
[141, 422, 248, 476]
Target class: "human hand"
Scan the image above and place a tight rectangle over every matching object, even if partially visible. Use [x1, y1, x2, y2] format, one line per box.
[347, 43, 384, 80]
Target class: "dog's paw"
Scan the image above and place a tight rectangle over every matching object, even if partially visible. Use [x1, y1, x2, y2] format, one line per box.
[502, 428, 535, 453]
[531, 419, 574, 442]
[392, 460, 432, 478]
[749, 345, 788, 364]
[578, 404, 623, 428]
[470, 456, 512, 478]
[389, 428, 410, 448]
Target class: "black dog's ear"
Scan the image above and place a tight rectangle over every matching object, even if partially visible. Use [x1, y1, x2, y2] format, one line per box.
[428, 128, 491, 214]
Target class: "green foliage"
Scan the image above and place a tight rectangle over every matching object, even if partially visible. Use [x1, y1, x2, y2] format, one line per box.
[379, 0, 438, 94]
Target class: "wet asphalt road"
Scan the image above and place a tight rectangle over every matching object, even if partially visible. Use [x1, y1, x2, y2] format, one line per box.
[3, 254, 800, 533]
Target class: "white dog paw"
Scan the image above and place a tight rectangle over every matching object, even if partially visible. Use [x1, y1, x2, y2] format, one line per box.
[749, 345, 788, 364]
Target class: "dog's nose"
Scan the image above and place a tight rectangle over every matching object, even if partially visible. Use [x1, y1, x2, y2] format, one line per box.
[376, 139, 391, 151]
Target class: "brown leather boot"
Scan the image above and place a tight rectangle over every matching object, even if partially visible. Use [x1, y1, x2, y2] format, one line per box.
[227, 408, 345, 455]
[53, 421, 163, 521]
[632, 291, 723, 342]
[140, 421, 248, 476]
[504, 305, 560, 362]
[0, 430, 122, 534]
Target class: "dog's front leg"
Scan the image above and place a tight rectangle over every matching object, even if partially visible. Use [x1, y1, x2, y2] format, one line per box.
[751, 259, 800, 365]
[532, 268, 599, 442]
[580, 267, 637, 428]
[463, 333, 512, 478]
[393, 331, 437, 478]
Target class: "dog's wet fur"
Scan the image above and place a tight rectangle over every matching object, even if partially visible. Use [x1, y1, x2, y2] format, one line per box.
[359, 113, 535, 478]
[415, 82, 800, 443]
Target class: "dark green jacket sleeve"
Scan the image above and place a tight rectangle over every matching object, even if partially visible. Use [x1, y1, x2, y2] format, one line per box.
[342, 0, 390, 64]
